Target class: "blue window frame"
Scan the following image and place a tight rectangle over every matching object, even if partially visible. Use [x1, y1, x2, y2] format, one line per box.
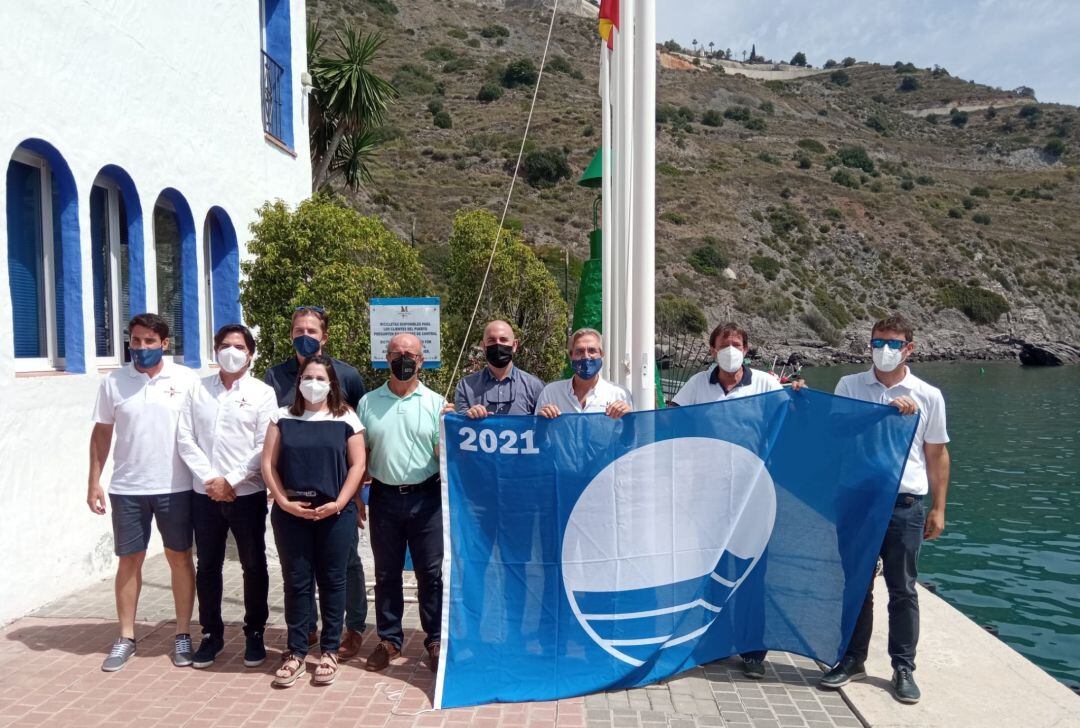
[261, 0, 294, 148]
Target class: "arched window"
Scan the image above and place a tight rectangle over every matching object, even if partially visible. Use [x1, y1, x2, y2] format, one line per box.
[152, 189, 199, 367]
[261, 0, 294, 148]
[5, 140, 84, 372]
[90, 165, 144, 364]
[203, 207, 241, 336]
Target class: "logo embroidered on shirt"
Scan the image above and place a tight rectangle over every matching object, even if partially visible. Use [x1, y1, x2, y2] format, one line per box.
[166, 386, 180, 398]
[238, 397, 250, 408]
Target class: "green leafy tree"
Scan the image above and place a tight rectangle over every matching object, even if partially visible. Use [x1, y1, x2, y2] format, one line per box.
[240, 197, 430, 380]
[309, 25, 399, 191]
[523, 147, 571, 188]
[790, 51, 807, 66]
[657, 296, 707, 334]
[445, 210, 569, 383]
[477, 82, 503, 103]
[502, 59, 538, 88]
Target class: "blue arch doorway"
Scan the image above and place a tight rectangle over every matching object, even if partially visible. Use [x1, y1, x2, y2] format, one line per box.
[204, 206, 241, 334]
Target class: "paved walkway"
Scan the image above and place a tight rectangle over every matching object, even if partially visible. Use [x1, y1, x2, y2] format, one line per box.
[0, 534, 861, 728]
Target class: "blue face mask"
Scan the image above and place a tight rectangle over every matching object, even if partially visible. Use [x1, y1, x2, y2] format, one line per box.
[293, 335, 321, 358]
[131, 347, 164, 369]
[571, 357, 603, 380]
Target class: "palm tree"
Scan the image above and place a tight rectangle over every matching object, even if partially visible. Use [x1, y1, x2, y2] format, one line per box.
[691, 38, 698, 56]
[309, 24, 398, 191]
[708, 41, 715, 58]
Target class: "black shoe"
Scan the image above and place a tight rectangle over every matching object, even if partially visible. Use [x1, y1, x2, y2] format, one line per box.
[892, 666, 921, 704]
[742, 657, 766, 679]
[819, 655, 867, 689]
[191, 633, 225, 669]
[244, 631, 266, 668]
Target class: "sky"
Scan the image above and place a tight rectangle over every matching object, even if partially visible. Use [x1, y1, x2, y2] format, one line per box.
[656, 0, 1080, 106]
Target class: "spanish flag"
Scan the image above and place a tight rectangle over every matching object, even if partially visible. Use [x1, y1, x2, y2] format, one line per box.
[598, 0, 618, 49]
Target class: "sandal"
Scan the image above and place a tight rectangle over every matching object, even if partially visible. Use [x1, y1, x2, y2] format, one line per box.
[313, 651, 339, 685]
[272, 652, 307, 687]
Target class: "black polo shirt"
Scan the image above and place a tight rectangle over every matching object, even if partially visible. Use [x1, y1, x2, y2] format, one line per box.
[264, 356, 367, 410]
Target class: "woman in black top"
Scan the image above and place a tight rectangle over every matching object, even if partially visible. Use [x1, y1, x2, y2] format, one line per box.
[262, 355, 365, 687]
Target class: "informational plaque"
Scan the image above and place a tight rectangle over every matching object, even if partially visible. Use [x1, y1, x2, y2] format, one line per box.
[369, 297, 441, 369]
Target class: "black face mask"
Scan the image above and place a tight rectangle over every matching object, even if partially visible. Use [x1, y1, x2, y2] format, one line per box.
[390, 357, 418, 381]
[485, 343, 514, 368]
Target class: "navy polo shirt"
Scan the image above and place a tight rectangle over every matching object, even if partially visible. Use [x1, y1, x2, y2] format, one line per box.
[270, 407, 364, 504]
[264, 355, 366, 410]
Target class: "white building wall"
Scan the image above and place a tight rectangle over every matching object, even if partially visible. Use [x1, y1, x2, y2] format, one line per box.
[0, 1, 311, 624]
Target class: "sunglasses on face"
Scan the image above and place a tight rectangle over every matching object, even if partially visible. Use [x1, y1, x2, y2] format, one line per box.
[388, 352, 420, 362]
[871, 338, 908, 350]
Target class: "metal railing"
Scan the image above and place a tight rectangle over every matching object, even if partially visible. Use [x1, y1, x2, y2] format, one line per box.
[261, 51, 285, 142]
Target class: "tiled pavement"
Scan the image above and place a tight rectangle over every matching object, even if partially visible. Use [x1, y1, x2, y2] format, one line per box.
[1, 532, 862, 728]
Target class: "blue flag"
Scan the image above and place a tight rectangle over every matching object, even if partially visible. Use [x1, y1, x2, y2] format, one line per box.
[435, 388, 918, 708]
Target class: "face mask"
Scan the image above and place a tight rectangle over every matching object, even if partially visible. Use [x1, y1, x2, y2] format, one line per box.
[485, 343, 514, 368]
[715, 345, 745, 374]
[216, 346, 249, 374]
[571, 358, 603, 380]
[873, 345, 905, 373]
[299, 378, 330, 404]
[131, 347, 164, 369]
[293, 335, 321, 358]
[390, 357, 418, 381]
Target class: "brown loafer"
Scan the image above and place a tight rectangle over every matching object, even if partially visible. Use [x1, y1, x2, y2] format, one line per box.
[365, 640, 400, 672]
[339, 628, 364, 661]
[426, 641, 441, 673]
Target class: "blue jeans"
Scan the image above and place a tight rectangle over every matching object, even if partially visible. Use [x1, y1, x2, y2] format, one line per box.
[272, 501, 357, 655]
[845, 495, 925, 670]
[192, 492, 268, 638]
[369, 482, 443, 650]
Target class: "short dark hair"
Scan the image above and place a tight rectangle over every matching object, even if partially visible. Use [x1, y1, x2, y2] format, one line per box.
[872, 313, 915, 342]
[129, 313, 169, 340]
[289, 354, 349, 417]
[213, 324, 256, 354]
[709, 322, 748, 349]
[292, 306, 329, 334]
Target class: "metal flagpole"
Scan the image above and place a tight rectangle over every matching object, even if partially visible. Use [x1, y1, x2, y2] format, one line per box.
[600, 44, 613, 380]
[615, 0, 635, 388]
[630, 0, 655, 408]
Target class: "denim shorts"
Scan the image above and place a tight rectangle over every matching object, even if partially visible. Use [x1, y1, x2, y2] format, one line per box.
[109, 491, 194, 556]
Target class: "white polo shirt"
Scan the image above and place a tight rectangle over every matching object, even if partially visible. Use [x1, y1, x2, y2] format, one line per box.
[177, 372, 278, 497]
[672, 365, 783, 406]
[536, 376, 633, 414]
[92, 361, 200, 495]
[834, 367, 950, 495]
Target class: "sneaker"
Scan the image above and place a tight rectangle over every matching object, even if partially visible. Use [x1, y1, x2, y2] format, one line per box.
[742, 657, 766, 679]
[244, 631, 266, 668]
[364, 640, 400, 672]
[172, 633, 194, 667]
[102, 637, 136, 672]
[339, 628, 364, 662]
[191, 633, 224, 669]
[892, 666, 921, 704]
[819, 655, 867, 689]
[426, 641, 441, 673]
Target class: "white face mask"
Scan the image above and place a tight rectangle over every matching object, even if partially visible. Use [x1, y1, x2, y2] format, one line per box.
[715, 345, 745, 374]
[299, 378, 331, 404]
[216, 346, 249, 374]
[872, 345, 905, 373]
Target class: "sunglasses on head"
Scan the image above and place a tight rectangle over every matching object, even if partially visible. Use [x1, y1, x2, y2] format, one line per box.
[871, 338, 908, 350]
[294, 306, 325, 314]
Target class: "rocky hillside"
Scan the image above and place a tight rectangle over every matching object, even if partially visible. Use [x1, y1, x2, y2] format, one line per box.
[308, 0, 1080, 364]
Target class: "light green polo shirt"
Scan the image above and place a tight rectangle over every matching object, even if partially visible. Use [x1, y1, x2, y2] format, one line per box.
[357, 381, 444, 486]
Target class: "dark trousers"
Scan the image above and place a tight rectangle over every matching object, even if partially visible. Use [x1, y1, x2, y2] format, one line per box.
[307, 526, 368, 634]
[369, 483, 443, 650]
[846, 495, 925, 671]
[192, 492, 269, 638]
[272, 501, 357, 655]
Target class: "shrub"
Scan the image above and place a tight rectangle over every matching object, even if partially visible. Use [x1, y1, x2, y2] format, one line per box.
[795, 140, 826, 156]
[522, 147, 570, 188]
[790, 51, 807, 66]
[832, 169, 860, 189]
[657, 295, 708, 334]
[841, 57, 856, 67]
[477, 82, 503, 103]
[970, 186, 991, 197]
[803, 311, 841, 346]
[950, 110, 969, 127]
[480, 24, 510, 38]
[916, 174, 935, 185]
[937, 282, 1009, 323]
[925, 114, 939, 125]
[423, 45, 457, 62]
[392, 64, 437, 95]
[865, 114, 888, 133]
[972, 212, 992, 225]
[758, 151, 779, 165]
[1018, 104, 1040, 119]
[893, 61, 917, 73]
[962, 197, 976, 210]
[659, 211, 686, 225]
[824, 207, 842, 221]
[502, 59, 538, 88]
[367, 0, 399, 14]
[701, 109, 724, 127]
[447, 27, 468, 40]
[724, 105, 751, 122]
[796, 154, 812, 169]
[899, 75, 919, 92]
[688, 243, 729, 276]
[837, 145, 875, 172]
[744, 117, 767, 131]
[985, 106, 998, 120]
[442, 56, 476, 73]
[948, 208, 963, 219]
[813, 287, 853, 328]
[769, 204, 808, 237]
[760, 100, 775, 114]
[750, 255, 783, 281]
[467, 38, 481, 48]
[427, 99, 443, 115]
[656, 163, 682, 176]
[547, 55, 575, 75]
[830, 70, 850, 86]
[900, 178, 915, 190]
[1045, 138, 1066, 157]
[824, 59, 838, 69]
[433, 110, 453, 129]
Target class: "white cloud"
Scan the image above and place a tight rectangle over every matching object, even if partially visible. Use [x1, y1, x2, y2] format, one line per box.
[656, 0, 1080, 105]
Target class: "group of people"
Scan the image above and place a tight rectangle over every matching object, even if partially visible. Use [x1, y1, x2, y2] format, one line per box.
[86, 307, 949, 704]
